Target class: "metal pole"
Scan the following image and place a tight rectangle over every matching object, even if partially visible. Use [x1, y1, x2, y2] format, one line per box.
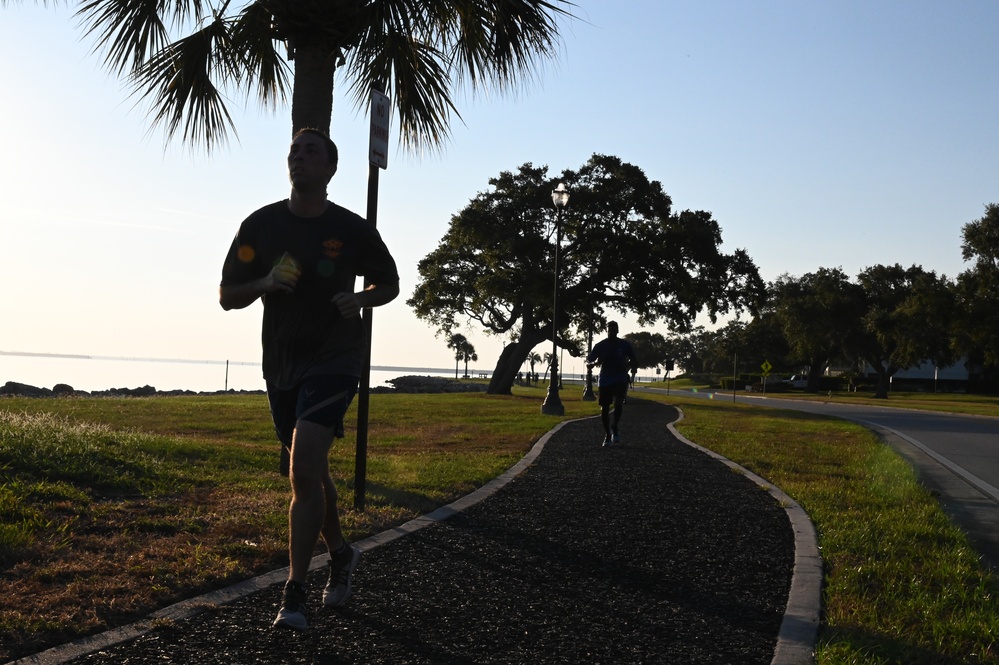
[541, 205, 565, 415]
[582, 267, 596, 401]
[354, 81, 392, 510]
[559, 347, 564, 388]
[354, 163, 379, 511]
[733, 352, 738, 403]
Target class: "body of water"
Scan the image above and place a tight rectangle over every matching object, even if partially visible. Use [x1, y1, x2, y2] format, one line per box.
[1, 352, 668, 394]
[0, 352, 474, 394]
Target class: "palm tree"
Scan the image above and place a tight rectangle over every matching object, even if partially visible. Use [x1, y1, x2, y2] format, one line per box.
[527, 351, 541, 385]
[19, 0, 573, 151]
[447, 333, 477, 379]
[460, 344, 478, 379]
[446, 332, 466, 378]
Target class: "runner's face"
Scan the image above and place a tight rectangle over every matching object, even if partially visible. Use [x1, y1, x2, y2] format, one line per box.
[288, 134, 334, 190]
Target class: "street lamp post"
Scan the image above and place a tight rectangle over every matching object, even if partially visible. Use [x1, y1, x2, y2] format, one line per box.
[542, 182, 569, 415]
[582, 265, 596, 401]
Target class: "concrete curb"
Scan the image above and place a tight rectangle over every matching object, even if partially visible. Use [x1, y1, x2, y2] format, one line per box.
[668, 408, 821, 665]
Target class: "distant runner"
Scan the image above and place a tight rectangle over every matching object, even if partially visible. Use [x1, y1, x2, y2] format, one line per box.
[586, 321, 638, 446]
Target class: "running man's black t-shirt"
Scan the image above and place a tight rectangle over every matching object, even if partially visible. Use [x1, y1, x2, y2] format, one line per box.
[220, 201, 399, 389]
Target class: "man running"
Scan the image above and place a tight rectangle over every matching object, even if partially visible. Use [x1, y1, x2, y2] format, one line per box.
[586, 321, 638, 446]
[220, 129, 399, 630]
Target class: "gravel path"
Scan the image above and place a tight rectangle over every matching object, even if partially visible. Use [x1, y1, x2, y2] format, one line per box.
[65, 399, 795, 664]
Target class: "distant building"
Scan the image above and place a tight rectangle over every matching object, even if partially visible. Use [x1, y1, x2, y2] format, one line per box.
[862, 358, 973, 391]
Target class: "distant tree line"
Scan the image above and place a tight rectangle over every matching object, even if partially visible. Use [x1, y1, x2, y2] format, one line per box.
[665, 204, 999, 398]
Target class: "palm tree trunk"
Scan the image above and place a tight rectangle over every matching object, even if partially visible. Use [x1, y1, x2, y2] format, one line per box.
[291, 42, 336, 135]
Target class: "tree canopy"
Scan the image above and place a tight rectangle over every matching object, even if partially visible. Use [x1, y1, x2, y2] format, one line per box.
[961, 203, 999, 271]
[623, 331, 671, 371]
[407, 154, 765, 394]
[849, 264, 956, 397]
[955, 204, 999, 368]
[692, 263, 963, 397]
[770, 267, 865, 390]
[15, 0, 573, 151]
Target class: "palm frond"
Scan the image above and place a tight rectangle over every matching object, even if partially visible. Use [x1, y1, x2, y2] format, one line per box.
[346, 25, 460, 153]
[130, 16, 239, 150]
[230, 2, 290, 109]
[345, 0, 457, 151]
[76, 0, 170, 74]
[343, 0, 572, 152]
[450, 0, 571, 88]
[75, 0, 210, 75]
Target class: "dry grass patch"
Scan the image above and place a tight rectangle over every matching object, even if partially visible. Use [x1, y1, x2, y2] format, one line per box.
[1, 485, 290, 659]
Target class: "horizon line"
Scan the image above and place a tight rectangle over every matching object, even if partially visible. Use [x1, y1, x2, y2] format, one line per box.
[0, 350, 479, 374]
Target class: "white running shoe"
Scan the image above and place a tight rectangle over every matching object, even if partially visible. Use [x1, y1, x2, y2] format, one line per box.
[273, 581, 308, 631]
[324, 544, 361, 606]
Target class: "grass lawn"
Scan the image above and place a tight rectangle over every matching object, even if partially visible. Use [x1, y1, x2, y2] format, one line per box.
[1, 384, 997, 663]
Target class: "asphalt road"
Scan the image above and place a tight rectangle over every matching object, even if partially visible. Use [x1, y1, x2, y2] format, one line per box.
[639, 386, 999, 570]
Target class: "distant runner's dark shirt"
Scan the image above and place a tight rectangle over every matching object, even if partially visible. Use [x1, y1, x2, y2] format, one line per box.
[220, 200, 399, 389]
[587, 337, 638, 387]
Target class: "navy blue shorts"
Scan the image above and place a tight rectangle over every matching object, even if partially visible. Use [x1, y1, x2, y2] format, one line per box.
[598, 381, 629, 407]
[267, 374, 359, 449]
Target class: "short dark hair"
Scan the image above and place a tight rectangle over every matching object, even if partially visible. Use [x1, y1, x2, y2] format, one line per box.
[292, 128, 339, 170]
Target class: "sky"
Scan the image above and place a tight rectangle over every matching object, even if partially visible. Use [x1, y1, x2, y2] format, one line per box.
[2, 1, 999, 392]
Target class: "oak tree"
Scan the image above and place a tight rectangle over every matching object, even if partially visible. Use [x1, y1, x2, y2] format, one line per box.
[408, 154, 764, 394]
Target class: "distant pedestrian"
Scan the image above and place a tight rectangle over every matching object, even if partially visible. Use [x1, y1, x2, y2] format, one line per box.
[219, 129, 400, 631]
[586, 321, 638, 446]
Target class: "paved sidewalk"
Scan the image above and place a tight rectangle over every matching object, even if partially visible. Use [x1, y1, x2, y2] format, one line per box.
[14, 400, 817, 665]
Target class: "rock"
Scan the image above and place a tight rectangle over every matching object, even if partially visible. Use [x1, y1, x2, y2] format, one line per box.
[107, 385, 158, 397]
[0, 381, 53, 397]
[386, 375, 487, 393]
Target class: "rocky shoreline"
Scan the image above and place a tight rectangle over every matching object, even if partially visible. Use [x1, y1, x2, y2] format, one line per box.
[0, 375, 487, 398]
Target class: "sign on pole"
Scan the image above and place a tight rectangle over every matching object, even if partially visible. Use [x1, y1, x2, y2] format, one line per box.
[369, 88, 390, 169]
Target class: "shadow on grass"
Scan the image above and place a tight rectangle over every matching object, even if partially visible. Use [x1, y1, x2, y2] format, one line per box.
[351, 481, 443, 515]
[820, 626, 981, 665]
